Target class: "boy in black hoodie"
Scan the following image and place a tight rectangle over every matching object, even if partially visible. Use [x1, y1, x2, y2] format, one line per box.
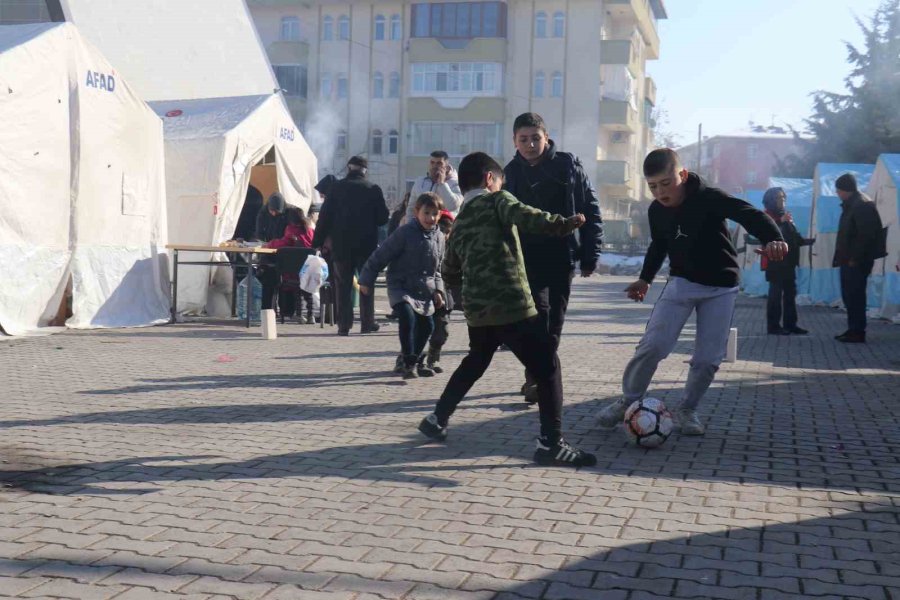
[598, 149, 787, 435]
[503, 113, 602, 403]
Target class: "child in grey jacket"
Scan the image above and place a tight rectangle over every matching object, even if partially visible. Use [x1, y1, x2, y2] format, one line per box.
[359, 193, 446, 379]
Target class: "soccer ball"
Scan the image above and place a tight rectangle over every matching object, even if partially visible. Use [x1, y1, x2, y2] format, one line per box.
[623, 397, 673, 448]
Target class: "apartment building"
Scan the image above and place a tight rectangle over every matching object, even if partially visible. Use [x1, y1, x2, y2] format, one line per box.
[678, 127, 806, 196]
[249, 0, 667, 221]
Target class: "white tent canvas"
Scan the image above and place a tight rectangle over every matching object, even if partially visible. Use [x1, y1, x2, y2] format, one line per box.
[867, 154, 900, 320]
[150, 95, 318, 314]
[0, 23, 169, 336]
[809, 163, 876, 306]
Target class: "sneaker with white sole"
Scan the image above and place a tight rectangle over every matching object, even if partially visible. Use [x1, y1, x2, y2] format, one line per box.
[676, 408, 705, 435]
[597, 398, 630, 428]
[418, 413, 447, 441]
[533, 437, 597, 468]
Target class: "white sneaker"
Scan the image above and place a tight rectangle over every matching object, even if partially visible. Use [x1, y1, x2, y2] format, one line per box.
[676, 408, 705, 436]
[597, 398, 629, 428]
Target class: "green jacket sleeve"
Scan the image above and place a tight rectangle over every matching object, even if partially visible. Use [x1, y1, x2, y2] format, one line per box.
[442, 237, 462, 288]
[492, 191, 575, 236]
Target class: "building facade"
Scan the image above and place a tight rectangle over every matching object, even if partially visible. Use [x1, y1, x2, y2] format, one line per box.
[678, 128, 805, 196]
[248, 0, 667, 220]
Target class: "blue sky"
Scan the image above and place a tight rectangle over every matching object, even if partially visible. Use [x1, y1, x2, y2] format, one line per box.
[647, 0, 886, 144]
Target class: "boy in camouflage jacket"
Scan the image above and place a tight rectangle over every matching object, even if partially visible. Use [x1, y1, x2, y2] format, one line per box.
[418, 152, 596, 468]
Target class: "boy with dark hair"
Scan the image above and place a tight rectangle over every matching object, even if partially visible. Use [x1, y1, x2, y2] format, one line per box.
[418, 151, 596, 468]
[598, 148, 788, 435]
[503, 112, 602, 403]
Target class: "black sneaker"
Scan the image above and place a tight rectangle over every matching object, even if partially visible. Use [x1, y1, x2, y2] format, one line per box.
[418, 414, 447, 441]
[402, 365, 418, 380]
[523, 383, 539, 405]
[393, 355, 404, 374]
[533, 437, 596, 468]
[360, 323, 381, 334]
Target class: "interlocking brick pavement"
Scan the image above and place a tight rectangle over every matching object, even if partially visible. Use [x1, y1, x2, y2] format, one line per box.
[1, 276, 898, 599]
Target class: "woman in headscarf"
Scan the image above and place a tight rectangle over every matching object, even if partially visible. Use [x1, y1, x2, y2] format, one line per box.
[762, 187, 815, 335]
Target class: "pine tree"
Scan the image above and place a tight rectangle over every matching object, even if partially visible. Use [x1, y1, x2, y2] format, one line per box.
[777, 0, 900, 177]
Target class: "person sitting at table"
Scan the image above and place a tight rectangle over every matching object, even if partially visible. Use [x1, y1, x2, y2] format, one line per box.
[255, 192, 289, 242]
[261, 206, 315, 322]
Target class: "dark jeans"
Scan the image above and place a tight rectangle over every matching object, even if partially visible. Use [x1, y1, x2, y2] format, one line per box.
[524, 269, 573, 385]
[429, 307, 450, 350]
[395, 303, 434, 364]
[333, 256, 376, 333]
[767, 277, 798, 330]
[434, 316, 563, 442]
[259, 265, 279, 310]
[840, 261, 873, 334]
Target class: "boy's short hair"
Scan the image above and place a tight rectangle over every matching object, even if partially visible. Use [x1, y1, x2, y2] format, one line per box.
[414, 192, 445, 212]
[643, 148, 682, 177]
[457, 152, 504, 193]
[513, 112, 548, 135]
[430, 150, 449, 161]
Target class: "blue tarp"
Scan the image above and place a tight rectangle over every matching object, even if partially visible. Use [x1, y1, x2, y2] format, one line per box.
[739, 190, 768, 296]
[769, 177, 813, 236]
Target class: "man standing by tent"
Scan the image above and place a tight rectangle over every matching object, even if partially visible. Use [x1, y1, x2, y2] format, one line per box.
[833, 173, 887, 344]
[313, 156, 389, 336]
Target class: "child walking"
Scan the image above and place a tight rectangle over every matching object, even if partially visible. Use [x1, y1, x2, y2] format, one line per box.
[417, 152, 596, 468]
[265, 206, 316, 323]
[359, 193, 446, 379]
[424, 209, 459, 373]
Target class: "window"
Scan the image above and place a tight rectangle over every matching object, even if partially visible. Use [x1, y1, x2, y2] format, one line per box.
[374, 15, 385, 40]
[274, 65, 307, 97]
[281, 16, 300, 41]
[337, 74, 348, 99]
[551, 71, 563, 97]
[389, 72, 401, 98]
[411, 62, 502, 96]
[337, 130, 347, 152]
[390, 14, 402, 40]
[372, 129, 383, 155]
[373, 72, 384, 98]
[338, 15, 350, 40]
[553, 11, 565, 37]
[322, 15, 333, 40]
[746, 171, 758, 184]
[535, 11, 547, 38]
[388, 130, 399, 154]
[410, 122, 502, 157]
[533, 71, 544, 97]
[747, 143, 758, 159]
[320, 73, 332, 99]
[0, 0, 51, 23]
[410, 2, 506, 39]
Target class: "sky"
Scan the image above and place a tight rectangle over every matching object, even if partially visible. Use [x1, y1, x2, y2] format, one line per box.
[647, 0, 886, 145]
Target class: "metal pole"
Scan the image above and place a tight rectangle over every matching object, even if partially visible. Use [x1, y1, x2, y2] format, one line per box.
[171, 249, 179, 324]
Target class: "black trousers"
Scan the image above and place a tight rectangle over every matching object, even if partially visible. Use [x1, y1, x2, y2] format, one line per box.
[395, 303, 434, 364]
[434, 316, 563, 442]
[524, 269, 573, 385]
[332, 256, 375, 333]
[767, 277, 798, 330]
[429, 307, 450, 350]
[840, 261, 874, 334]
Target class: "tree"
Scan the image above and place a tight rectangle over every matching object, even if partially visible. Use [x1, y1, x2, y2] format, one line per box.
[777, 0, 900, 177]
[649, 105, 682, 149]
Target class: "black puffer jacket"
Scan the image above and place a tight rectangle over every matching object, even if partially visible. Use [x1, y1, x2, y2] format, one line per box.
[503, 141, 603, 275]
[312, 171, 389, 260]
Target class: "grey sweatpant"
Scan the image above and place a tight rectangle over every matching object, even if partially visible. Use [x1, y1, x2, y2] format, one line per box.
[623, 277, 738, 411]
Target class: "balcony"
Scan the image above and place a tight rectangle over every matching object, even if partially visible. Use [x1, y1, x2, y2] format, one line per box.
[600, 39, 640, 77]
[597, 160, 634, 196]
[599, 100, 639, 133]
[644, 76, 657, 106]
[408, 38, 506, 62]
[266, 40, 309, 65]
[604, 0, 661, 59]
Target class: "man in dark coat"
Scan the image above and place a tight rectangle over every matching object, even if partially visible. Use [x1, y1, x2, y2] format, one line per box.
[833, 173, 887, 343]
[312, 156, 390, 335]
[503, 112, 603, 403]
[762, 187, 815, 335]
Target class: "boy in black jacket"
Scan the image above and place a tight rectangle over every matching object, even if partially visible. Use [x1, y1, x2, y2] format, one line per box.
[503, 113, 602, 403]
[598, 149, 788, 435]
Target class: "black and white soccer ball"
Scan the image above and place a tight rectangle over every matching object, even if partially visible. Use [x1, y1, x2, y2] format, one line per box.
[623, 397, 673, 448]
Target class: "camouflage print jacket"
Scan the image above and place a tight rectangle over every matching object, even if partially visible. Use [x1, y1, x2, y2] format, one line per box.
[443, 190, 579, 328]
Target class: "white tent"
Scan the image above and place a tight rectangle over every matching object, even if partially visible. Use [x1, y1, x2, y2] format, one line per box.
[60, 0, 320, 316]
[0, 23, 169, 336]
[809, 163, 876, 306]
[867, 154, 900, 321]
[149, 95, 319, 314]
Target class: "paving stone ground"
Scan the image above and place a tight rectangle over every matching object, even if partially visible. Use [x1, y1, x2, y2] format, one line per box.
[0, 275, 898, 600]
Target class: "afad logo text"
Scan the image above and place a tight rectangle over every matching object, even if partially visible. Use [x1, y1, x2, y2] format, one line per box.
[279, 127, 295, 141]
[85, 70, 116, 92]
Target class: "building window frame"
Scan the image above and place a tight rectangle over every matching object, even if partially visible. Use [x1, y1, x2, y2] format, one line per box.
[274, 64, 307, 97]
[535, 11, 547, 38]
[320, 73, 332, 99]
[551, 71, 563, 97]
[337, 74, 348, 99]
[389, 72, 401, 98]
[410, 2, 507, 39]
[372, 129, 384, 155]
[322, 15, 333, 41]
[374, 14, 386, 40]
[337, 129, 347, 152]
[373, 72, 384, 98]
[747, 143, 759, 159]
[338, 14, 350, 40]
[388, 129, 399, 154]
[410, 121, 502, 157]
[533, 71, 544, 98]
[411, 62, 502, 97]
[553, 11, 565, 37]
[390, 14, 402, 40]
[280, 16, 301, 41]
